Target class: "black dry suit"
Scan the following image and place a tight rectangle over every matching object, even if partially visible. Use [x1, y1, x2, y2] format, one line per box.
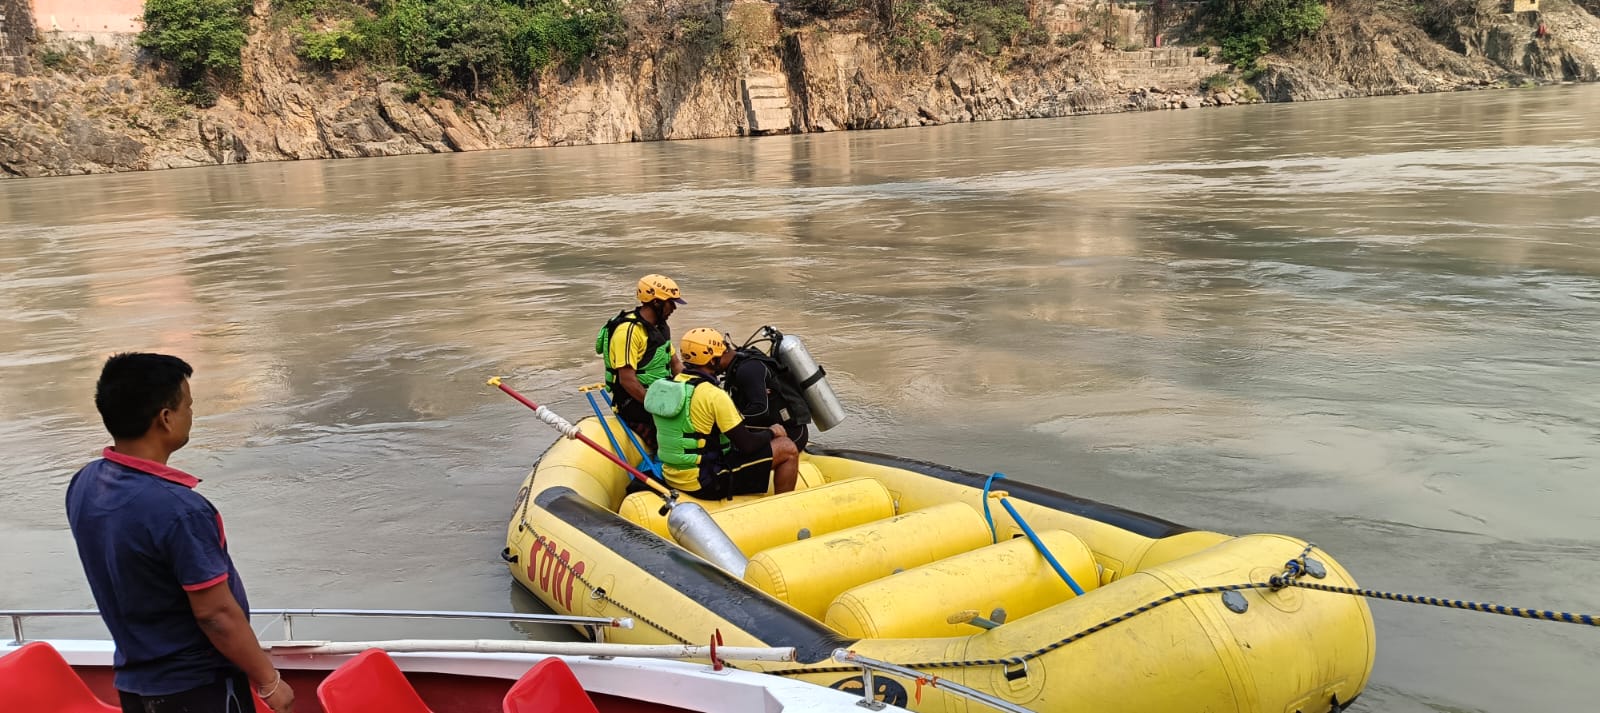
[724, 345, 812, 431]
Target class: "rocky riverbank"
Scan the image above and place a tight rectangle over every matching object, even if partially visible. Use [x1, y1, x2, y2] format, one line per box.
[2, 0, 1598, 178]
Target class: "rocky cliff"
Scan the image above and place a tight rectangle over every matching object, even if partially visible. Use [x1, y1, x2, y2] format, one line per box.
[2, 0, 1598, 178]
[1257, 0, 1600, 101]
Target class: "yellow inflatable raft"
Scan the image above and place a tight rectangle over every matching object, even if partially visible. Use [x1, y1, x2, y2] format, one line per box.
[506, 417, 1374, 712]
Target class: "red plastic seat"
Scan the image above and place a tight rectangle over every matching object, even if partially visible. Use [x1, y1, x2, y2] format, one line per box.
[0, 642, 119, 713]
[502, 658, 598, 713]
[317, 649, 435, 713]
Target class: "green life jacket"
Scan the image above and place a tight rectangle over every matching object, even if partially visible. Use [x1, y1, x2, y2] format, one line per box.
[596, 309, 673, 401]
[645, 373, 730, 471]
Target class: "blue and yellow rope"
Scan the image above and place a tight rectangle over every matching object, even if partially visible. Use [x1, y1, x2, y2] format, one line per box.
[1281, 580, 1599, 626]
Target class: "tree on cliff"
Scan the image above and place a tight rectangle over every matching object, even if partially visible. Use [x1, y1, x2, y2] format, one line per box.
[1205, 0, 1328, 69]
[137, 0, 251, 89]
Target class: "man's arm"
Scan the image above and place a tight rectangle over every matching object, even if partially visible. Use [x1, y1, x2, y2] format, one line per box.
[709, 386, 772, 454]
[728, 360, 770, 418]
[167, 510, 293, 712]
[187, 583, 294, 712]
[609, 323, 649, 401]
[617, 366, 647, 402]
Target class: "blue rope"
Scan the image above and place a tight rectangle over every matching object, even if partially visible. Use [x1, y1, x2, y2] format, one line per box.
[998, 497, 1086, 596]
[597, 388, 664, 482]
[982, 472, 1003, 544]
[983, 472, 1085, 595]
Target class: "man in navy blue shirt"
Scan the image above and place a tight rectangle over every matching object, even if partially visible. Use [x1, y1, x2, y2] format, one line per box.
[67, 353, 294, 713]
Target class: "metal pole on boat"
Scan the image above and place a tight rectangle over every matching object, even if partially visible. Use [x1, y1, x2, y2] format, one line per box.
[832, 649, 1036, 713]
[489, 377, 749, 577]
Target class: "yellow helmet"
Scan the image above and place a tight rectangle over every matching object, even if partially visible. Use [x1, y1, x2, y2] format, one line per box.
[637, 274, 686, 305]
[680, 328, 728, 366]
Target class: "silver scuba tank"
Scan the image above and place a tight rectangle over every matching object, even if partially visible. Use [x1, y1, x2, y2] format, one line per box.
[667, 501, 748, 577]
[775, 334, 847, 432]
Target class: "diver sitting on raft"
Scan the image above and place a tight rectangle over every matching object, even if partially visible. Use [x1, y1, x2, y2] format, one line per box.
[645, 328, 799, 499]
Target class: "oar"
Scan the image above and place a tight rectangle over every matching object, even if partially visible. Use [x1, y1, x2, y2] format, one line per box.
[488, 377, 749, 576]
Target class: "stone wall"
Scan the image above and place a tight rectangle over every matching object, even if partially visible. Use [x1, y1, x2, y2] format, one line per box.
[1, 0, 34, 74]
[1106, 46, 1222, 88]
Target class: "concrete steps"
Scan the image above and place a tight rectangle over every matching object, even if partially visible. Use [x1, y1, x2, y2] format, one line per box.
[741, 71, 792, 134]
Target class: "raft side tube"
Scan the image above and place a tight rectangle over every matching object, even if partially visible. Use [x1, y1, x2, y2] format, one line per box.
[743, 502, 994, 619]
[812, 448, 1192, 539]
[825, 529, 1099, 639]
[534, 486, 855, 663]
[621, 477, 897, 555]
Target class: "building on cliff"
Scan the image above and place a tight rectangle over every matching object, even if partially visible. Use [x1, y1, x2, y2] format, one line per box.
[28, 0, 141, 42]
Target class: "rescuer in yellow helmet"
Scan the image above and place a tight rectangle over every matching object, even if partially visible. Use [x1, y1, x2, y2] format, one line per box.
[595, 274, 685, 450]
[644, 327, 799, 499]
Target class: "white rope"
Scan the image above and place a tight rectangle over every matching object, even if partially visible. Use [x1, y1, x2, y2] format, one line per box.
[262, 639, 798, 662]
[534, 405, 580, 439]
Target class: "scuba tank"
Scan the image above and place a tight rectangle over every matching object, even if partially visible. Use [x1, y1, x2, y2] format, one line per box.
[668, 501, 748, 577]
[773, 332, 847, 432]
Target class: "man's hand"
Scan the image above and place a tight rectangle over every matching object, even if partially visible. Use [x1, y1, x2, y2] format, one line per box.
[261, 675, 295, 713]
[187, 582, 287, 712]
[769, 424, 787, 439]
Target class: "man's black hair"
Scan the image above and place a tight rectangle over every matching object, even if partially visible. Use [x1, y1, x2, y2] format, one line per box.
[94, 352, 193, 440]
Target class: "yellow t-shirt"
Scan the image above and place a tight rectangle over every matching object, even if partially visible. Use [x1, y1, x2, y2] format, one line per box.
[662, 382, 746, 492]
[606, 320, 650, 371]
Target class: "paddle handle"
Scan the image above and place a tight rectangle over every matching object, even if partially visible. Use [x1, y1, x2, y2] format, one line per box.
[489, 377, 672, 499]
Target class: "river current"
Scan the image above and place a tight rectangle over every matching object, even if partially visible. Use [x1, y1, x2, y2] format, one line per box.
[4, 84, 1599, 712]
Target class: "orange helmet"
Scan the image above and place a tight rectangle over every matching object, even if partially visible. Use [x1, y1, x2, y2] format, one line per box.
[680, 328, 728, 366]
[637, 274, 686, 305]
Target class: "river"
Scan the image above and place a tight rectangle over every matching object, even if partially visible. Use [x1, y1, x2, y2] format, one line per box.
[3, 84, 1599, 712]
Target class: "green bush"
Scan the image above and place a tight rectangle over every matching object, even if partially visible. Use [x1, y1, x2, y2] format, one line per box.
[295, 21, 363, 66]
[1205, 0, 1327, 69]
[275, 0, 344, 18]
[39, 47, 71, 69]
[938, 0, 1031, 56]
[1218, 31, 1267, 67]
[513, 0, 622, 74]
[1201, 72, 1233, 92]
[356, 0, 619, 95]
[789, 0, 860, 18]
[138, 0, 252, 85]
[1055, 29, 1088, 47]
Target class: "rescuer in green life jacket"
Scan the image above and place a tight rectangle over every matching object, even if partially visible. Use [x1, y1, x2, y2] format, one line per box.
[645, 328, 799, 500]
[596, 274, 684, 451]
